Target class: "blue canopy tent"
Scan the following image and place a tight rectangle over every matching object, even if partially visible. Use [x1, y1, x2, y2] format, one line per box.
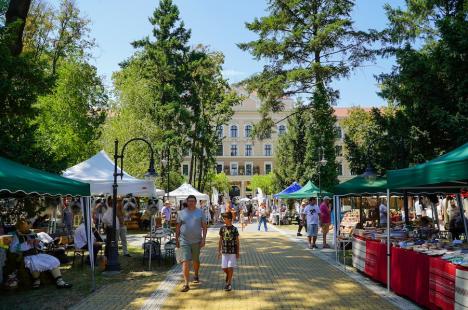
[273, 182, 302, 199]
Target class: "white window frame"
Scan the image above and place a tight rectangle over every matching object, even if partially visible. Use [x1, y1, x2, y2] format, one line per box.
[181, 163, 189, 176]
[216, 161, 224, 174]
[337, 162, 343, 176]
[264, 144, 272, 156]
[244, 162, 253, 176]
[216, 144, 224, 156]
[277, 124, 286, 136]
[264, 162, 273, 175]
[244, 124, 253, 138]
[245, 144, 253, 156]
[335, 125, 343, 140]
[230, 144, 238, 156]
[216, 125, 224, 139]
[230, 124, 239, 138]
[230, 162, 239, 176]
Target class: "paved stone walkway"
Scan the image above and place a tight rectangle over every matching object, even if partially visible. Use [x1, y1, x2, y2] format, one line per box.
[72, 223, 409, 309]
[160, 224, 397, 310]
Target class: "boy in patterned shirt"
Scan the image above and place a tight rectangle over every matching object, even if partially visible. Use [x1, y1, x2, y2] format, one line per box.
[217, 212, 240, 291]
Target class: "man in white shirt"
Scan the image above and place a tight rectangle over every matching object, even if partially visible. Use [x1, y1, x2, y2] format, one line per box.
[302, 197, 321, 249]
[74, 222, 102, 265]
[415, 197, 422, 218]
[379, 200, 388, 227]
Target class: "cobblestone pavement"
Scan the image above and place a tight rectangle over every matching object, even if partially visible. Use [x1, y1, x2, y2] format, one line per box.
[159, 223, 398, 310]
[71, 274, 168, 310]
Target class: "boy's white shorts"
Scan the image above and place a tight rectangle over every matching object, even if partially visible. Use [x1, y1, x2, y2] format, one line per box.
[221, 254, 237, 268]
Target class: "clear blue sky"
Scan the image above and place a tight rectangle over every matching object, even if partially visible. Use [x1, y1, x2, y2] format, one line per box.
[72, 0, 405, 107]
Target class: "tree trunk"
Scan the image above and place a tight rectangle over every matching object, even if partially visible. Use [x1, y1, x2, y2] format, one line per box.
[188, 139, 196, 184]
[197, 150, 204, 191]
[5, 0, 32, 56]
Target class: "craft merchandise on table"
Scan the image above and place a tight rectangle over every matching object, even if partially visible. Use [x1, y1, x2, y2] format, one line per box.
[349, 225, 468, 310]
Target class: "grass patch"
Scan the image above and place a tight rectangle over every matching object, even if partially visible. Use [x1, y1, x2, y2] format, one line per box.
[0, 244, 172, 310]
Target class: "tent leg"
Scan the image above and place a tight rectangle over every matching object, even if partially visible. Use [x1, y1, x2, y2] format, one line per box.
[456, 194, 468, 242]
[386, 189, 390, 292]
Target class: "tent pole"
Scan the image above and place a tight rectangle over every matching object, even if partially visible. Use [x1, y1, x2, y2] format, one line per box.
[148, 214, 152, 271]
[456, 194, 468, 242]
[386, 188, 390, 292]
[333, 195, 337, 262]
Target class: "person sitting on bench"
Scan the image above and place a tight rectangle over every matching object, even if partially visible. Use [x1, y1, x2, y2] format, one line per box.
[74, 220, 103, 265]
[10, 219, 72, 289]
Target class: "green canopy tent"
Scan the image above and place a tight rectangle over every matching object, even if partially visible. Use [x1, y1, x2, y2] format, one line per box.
[277, 180, 332, 199]
[387, 142, 468, 241]
[0, 156, 97, 290]
[0, 156, 90, 197]
[387, 142, 468, 190]
[334, 176, 400, 196]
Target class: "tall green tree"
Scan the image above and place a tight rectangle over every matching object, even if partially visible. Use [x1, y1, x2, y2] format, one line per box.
[102, 0, 239, 192]
[0, 0, 55, 169]
[23, 0, 94, 75]
[376, 0, 467, 162]
[34, 60, 107, 170]
[273, 106, 308, 189]
[186, 48, 241, 191]
[239, 0, 377, 190]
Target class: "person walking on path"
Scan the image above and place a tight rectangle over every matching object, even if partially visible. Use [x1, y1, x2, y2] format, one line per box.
[257, 202, 269, 232]
[296, 200, 308, 236]
[217, 212, 240, 291]
[319, 196, 331, 248]
[176, 195, 208, 292]
[303, 197, 321, 249]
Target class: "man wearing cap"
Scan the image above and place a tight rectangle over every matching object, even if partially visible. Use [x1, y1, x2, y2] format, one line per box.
[296, 200, 308, 236]
[320, 196, 331, 249]
[302, 197, 321, 249]
[161, 200, 172, 228]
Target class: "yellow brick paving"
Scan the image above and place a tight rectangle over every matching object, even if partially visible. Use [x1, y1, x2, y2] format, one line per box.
[162, 224, 397, 310]
[72, 274, 167, 310]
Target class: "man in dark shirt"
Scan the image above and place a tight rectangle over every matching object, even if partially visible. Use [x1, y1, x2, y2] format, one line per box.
[217, 212, 240, 291]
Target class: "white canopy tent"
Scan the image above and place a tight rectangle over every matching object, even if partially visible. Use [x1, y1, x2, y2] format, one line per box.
[169, 183, 209, 201]
[63, 150, 164, 197]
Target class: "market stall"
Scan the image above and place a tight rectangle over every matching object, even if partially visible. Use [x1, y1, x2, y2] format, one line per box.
[273, 182, 302, 199]
[276, 180, 332, 199]
[63, 150, 164, 197]
[333, 176, 402, 286]
[0, 156, 96, 290]
[386, 142, 468, 309]
[168, 183, 209, 202]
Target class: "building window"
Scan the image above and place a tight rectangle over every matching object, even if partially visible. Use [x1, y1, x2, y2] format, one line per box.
[245, 163, 253, 176]
[278, 125, 286, 136]
[216, 125, 223, 139]
[335, 145, 343, 157]
[265, 163, 272, 174]
[216, 163, 223, 174]
[230, 144, 238, 156]
[335, 126, 343, 139]
[182, 164, 189, 176]
[245, 144, 252, 156]
[245, 124, 252, 138]
[216, 144, 223, 156]
[230, 163, 238, 176]
[337, 163, 343, 176]
[230, 125, 238, 138]
[264, 144, 272, 156]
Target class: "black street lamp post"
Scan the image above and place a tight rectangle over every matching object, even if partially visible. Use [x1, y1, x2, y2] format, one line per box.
[106, 138, 157, 273]
[318, 146, 327, 200]
[161, 147, 170, 200]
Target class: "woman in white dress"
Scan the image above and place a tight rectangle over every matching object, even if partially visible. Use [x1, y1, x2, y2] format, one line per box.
[10, 219, 72, 289]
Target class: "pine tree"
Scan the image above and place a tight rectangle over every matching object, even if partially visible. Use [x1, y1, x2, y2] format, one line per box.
[239, 0, 377, 190]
